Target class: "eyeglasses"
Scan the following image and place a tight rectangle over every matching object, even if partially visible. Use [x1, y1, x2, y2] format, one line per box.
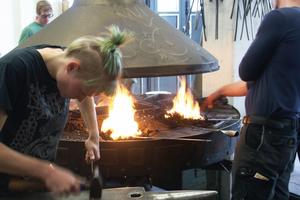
[41, 13, 53, 18]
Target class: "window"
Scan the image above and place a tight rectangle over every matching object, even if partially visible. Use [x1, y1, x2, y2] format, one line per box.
[157, 0, 179, 12]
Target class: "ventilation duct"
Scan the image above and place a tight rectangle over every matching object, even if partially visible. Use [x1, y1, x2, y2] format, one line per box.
[15, 0, 219, 78]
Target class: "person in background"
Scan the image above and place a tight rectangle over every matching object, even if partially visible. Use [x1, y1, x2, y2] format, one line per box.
[202, 0, 300, 199]
[0, 25, 134, 197]
[18, 0, 53, 44]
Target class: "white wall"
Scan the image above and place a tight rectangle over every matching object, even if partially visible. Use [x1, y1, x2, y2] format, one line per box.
[0, 0, 64, 58]
[0, 0, 16, 57]
[202, 0, 263, 118]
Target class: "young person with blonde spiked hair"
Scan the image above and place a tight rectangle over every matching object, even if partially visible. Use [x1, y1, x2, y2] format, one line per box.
[0, 24, 134, 197]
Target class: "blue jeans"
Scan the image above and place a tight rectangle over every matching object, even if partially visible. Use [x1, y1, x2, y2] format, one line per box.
[231, 123, 298, 200]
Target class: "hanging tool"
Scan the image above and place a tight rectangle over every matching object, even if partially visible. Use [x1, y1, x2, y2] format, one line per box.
[230, 0, 237, 19]
[234, 0, 240, 41]
[194, 0, 201, 30]
[248, 0, 254, 40]
[240, 0, 250, 40]
[184, 0, 195, 35]
[200, 0, 207, 41]
[215, 0, 219, 39]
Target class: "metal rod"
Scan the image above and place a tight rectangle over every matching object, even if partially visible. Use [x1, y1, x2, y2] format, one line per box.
[230, 0, 237, 19]
[140, 78, 143, 94]
[200, 0, 207, 41]
[147, 78, 151, 92]
[213, 117, 233, 129]
[248, 0, 254, 40]
[197, 128, 239, 137]
[215, 0, 219, 40]
[219, 162, 231, 174]
[240, 0, 250, 40]
[200, 118, 241, 121]
[184, 0, 195, 35]
[234, 0, 240, 41]
[135, 136, 212, 142]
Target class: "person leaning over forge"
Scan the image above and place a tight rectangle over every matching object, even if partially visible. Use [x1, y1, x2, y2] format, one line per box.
[0, 25, 134, 197]
[202, 0, 300, 199]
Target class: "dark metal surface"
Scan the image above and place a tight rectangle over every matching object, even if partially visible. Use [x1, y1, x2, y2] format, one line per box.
[14, 0, 219, 78]
[55, 103, 241, 178]
[289, 192, 300, 200]
[3, 187, 217, 200]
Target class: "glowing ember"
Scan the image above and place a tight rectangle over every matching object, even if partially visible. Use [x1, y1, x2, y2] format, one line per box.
[166, 78, 203, 119]
[101, 85, 141, 140]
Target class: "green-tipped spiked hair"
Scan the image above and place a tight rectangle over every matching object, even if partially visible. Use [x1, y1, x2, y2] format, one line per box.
[65, 24, 135, 97]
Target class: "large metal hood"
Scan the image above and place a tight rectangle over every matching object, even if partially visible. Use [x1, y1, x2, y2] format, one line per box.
[15, 0, 219, 78]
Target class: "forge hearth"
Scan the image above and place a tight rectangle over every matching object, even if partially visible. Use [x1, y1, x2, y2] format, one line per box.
[55, 94, 240, 179]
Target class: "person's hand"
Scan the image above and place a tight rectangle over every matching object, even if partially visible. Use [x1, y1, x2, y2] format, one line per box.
[43, 163, 81, 196]
[85, 134, 100, 164]
[201, 92, 223, 111]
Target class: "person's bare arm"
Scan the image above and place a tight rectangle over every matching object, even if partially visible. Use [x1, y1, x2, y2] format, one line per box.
[0, 110, 80, 195]
[201, 80, 248, 109]
[76, 97, 100, 163]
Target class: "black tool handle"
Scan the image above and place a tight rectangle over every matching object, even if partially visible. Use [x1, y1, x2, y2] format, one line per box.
[90, 165, 103, 200]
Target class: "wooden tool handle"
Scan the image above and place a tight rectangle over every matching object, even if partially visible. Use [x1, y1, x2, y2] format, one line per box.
[8, 178, 90, 192]
[8, 178, 47, 192]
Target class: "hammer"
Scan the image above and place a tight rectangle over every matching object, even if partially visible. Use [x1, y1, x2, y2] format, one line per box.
[8, 164, 103, 199]
[89, 162, 103, 200]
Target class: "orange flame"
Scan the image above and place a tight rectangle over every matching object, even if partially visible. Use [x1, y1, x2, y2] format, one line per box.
[166, 78, 203, 119]
[101, 85, 141, 140]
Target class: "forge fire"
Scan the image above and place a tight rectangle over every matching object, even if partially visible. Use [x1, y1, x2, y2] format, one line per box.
[63, 78, 221, 141]
[97, 78, 205, 140]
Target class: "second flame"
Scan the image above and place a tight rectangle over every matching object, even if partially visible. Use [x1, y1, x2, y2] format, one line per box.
[166, 78, 203, 119]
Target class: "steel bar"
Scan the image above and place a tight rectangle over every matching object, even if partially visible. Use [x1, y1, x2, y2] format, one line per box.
[234, 0, 240, 41]
[219, 161, 231, 174]
[240, 0, 250, 40]
[184, 0, 195, 35]
[135, 136, 212, 142]
[194, 0, 201, 30]
[252, 0, 258, 17]
[253, 0, 261, 18]
[215, 0, 219, 39]
[260, 0, 265, 18]
[213, 117, 233, 129]
[200, 118, 241, 121]
[197, 128, 239, 137]
[249, 0, 254, 40]
[230, 0, 237, 19]
[2, 187, 218, 200]
[200, 0, 207, 41]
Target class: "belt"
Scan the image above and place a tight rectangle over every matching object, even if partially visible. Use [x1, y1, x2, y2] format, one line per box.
[243, 115, 299, 129]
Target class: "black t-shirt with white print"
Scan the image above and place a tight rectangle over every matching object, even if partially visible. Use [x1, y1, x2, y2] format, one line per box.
[0, 45, 70, 196]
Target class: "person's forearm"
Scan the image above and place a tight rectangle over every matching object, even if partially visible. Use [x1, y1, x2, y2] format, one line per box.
[76, 97, 99, 137]
[216, 80, 248, 97]
[0, 142, 53, 179]
[0, 142, 81, 195]
[76, 97, 100, 161]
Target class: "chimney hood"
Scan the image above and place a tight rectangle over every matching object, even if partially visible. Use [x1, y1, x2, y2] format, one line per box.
[15, 0, 219, 78]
